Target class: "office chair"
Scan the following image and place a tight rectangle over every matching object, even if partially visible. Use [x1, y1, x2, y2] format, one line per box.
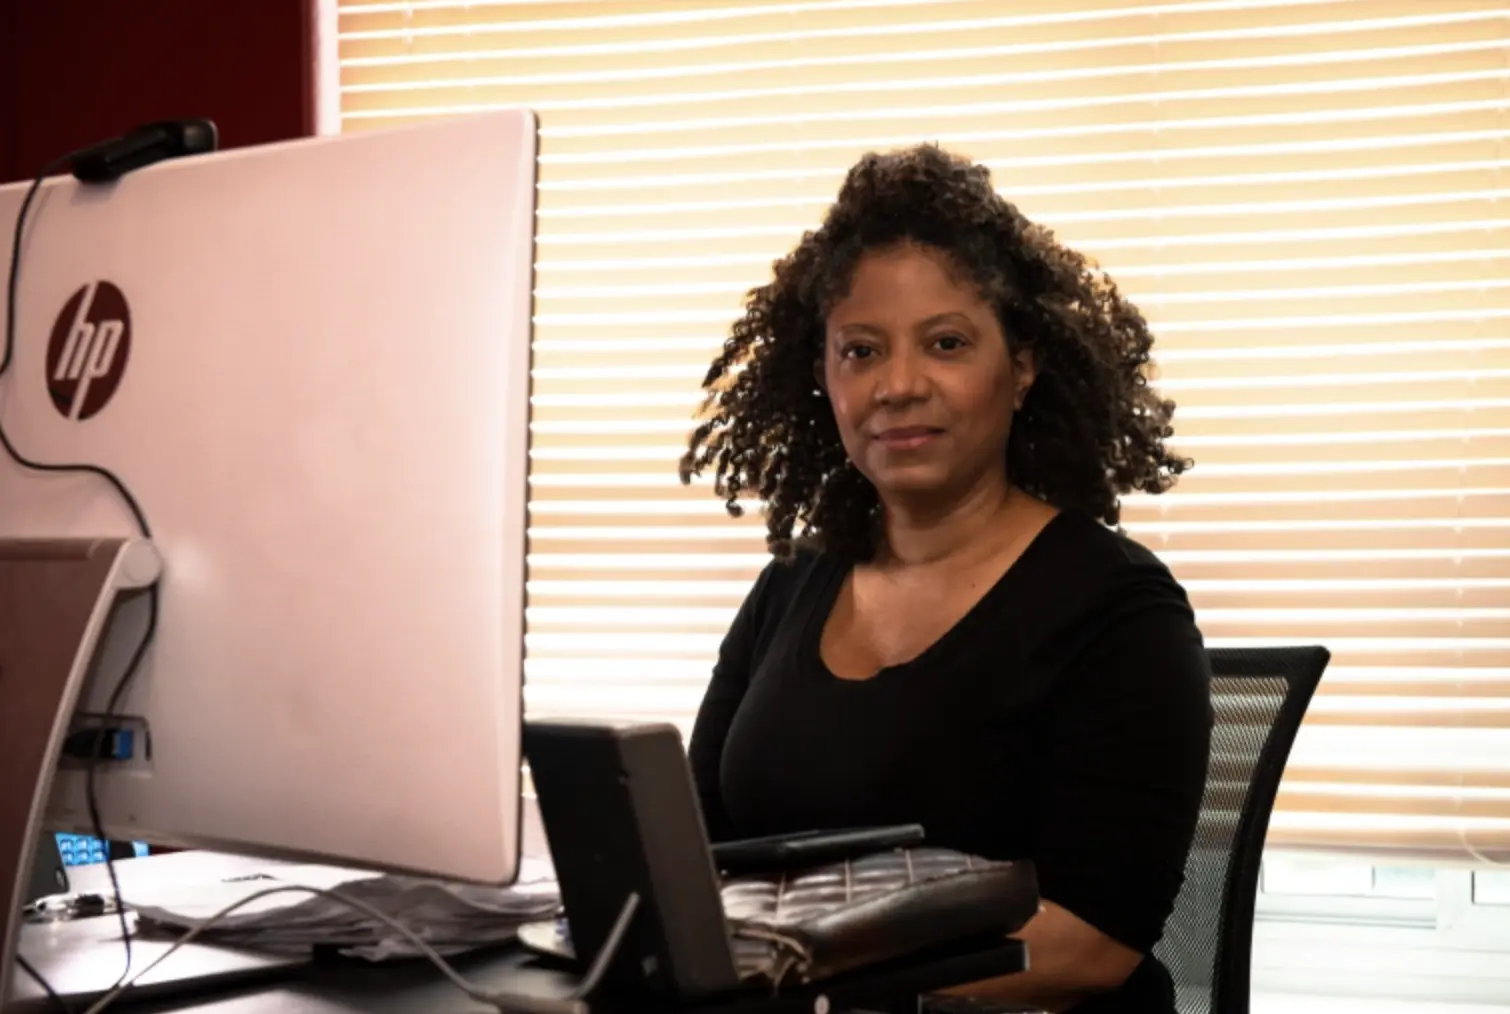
[1154, 645, 1330, 1014]
[922, 645, 1330, 1014]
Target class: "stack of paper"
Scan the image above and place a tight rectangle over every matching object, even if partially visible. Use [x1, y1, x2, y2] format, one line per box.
[128, 857, 560, 961]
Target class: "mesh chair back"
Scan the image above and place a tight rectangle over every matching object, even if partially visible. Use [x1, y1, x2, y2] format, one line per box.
[1153, 646, 1329, 1014]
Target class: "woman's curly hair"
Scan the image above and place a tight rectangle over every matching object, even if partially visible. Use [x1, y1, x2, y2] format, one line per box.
[679, 144, 1190, 562]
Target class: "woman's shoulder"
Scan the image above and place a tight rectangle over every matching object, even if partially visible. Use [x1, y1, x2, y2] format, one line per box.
[1018, 513, 1210, 711]
[754, 540, 832, 591]
[1009, 509, 1196, 650]
[733, 542, 837, 628]
[1036, 509, 1186, 594]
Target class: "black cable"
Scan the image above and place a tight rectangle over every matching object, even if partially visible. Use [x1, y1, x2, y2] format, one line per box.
[16, 952, 74, 1014]
[0, 424, 151, 536]
[6, 120, 217, 379]
[564, 890, 639, 1001]
[83, 588, 159, 996]
[2, 153, 77, 378]
[4, 154, 158, 996]
[0, 154, 154, 533]
[2, 149, 154, 534]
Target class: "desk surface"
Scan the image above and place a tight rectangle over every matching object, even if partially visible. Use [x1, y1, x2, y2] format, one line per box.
[17, 922, 1024, 1014]
[37, 946, 579, 1014]
[12, 832, 1026, 1014]
[68, 936, 1026, 1014]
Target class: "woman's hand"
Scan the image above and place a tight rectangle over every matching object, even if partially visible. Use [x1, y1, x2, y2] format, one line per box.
[934, 900, 1144, 1013]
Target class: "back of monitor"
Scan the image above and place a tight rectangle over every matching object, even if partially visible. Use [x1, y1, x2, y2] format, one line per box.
[0, 110, 537, 884]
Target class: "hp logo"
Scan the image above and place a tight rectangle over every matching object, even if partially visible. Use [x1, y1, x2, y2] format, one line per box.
[45, 281, 132, 421]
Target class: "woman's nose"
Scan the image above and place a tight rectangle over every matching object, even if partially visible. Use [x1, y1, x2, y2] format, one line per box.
[873, 348, 930, 404]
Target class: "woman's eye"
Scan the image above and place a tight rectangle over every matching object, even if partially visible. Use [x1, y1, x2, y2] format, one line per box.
[842, 344, 876, 360]
[934, 333, 968, 351]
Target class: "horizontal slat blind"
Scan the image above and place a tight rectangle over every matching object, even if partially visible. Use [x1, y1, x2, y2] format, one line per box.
[337, 0, 1510, 863]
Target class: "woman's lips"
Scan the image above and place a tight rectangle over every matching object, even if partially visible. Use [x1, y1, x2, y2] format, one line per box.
[874, 426, 945, 451]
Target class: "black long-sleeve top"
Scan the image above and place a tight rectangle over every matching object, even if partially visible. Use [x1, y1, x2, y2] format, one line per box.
[688, 510, 1214, 1013]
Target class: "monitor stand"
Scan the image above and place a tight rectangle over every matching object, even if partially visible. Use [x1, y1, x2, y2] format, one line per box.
[0, 537, 161, 1006]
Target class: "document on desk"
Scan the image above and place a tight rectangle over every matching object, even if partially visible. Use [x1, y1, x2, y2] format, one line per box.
[126, 856, 560, 961]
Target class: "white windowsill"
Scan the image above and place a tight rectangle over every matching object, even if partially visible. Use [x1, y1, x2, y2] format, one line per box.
[1252, 917, 1510, 1007]
[1254, 994, 1510, 1014]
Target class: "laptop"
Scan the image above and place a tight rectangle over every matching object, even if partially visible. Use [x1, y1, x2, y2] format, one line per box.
[11, 850, 306, 1008]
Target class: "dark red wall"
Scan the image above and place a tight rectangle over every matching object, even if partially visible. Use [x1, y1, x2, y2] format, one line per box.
[0, 0, 314, 184]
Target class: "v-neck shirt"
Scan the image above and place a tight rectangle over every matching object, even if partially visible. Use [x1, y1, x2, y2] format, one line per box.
[688, 510, 1213, 1013]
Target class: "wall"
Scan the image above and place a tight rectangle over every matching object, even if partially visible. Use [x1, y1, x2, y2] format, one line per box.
[0, 0, 314, 184]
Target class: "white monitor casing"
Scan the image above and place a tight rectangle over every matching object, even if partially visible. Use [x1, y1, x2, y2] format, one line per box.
[0, 110, 537, 885]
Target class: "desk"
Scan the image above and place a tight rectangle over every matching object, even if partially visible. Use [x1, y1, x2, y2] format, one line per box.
[17, 917, 1024, 1014]
[12, 809, 1027, 1014]
[24, 935, 1026, 1014]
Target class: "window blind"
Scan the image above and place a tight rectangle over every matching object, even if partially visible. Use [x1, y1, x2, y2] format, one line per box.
[334, 0, 1510, 864]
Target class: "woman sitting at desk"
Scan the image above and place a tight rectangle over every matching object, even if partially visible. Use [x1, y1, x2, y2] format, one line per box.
[679, 145, 1214, 1014]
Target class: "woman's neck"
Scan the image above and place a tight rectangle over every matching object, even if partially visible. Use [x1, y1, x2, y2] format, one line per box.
[877, 476, 1019, 568]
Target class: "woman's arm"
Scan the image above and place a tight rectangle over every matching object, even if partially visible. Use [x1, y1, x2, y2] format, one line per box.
[688, 655, 751, 843]
[688, 561, 782, 842]
[947, 575, 1214, 1011]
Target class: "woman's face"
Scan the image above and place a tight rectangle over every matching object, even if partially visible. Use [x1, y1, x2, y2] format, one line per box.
[821, 243, 1034, 506]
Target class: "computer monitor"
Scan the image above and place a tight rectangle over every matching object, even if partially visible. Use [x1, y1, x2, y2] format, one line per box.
[0, 110, 537, 885]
